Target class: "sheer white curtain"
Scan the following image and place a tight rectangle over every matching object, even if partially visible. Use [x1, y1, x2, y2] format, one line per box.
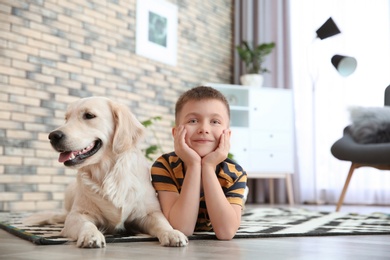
[234, 0, 294, 203]
[233, 0, 292, 89]
[290, 0, 390, 205]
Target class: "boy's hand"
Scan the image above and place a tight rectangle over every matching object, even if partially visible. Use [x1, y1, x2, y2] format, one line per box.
[173, 125, 201, 166]
[202, 129, 231, 166]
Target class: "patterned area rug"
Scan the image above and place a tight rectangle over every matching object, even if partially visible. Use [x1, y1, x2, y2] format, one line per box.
[0, 208, 389, 245]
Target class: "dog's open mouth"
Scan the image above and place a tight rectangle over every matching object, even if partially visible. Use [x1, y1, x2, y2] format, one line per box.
[58, 140, 102, 166]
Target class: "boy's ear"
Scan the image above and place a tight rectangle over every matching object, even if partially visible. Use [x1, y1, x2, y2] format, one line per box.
[171, 127, 176, 137]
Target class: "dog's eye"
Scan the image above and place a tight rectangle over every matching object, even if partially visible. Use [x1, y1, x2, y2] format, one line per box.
[83, 112, 96, 120]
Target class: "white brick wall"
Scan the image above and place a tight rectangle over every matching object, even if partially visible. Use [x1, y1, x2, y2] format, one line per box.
[0, 0, 233, 212]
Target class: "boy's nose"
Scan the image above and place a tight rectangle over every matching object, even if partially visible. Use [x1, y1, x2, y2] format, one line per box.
[198, 123, 210, 134]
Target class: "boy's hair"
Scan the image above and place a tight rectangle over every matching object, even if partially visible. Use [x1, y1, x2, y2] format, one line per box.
[175, 86, 230, 123]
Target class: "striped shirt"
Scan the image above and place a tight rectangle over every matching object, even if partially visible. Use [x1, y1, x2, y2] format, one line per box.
[151, 151, 247, 231]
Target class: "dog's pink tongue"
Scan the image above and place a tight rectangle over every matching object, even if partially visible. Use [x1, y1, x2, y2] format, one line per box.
[59, 152, 72, 163]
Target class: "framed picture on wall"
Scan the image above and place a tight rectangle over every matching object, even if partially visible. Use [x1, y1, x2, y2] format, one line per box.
[135, 0, 178, 66]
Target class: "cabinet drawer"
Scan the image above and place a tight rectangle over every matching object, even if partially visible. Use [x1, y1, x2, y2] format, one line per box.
[249, 89, 293, 131]
[230, 128, 249, 148]
[246, 151, 294, 172]
[250, 132, 293, 150]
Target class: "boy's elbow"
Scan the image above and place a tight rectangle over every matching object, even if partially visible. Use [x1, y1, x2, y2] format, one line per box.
[172, 224, 194, 237]
[182, 229, 194, 237]
[214, 229, 236, 240]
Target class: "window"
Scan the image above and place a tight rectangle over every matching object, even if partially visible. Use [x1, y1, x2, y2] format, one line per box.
[290, 0, 390, 204]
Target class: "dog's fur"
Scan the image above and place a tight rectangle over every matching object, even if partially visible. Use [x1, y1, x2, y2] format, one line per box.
[24, 97, 188, 248]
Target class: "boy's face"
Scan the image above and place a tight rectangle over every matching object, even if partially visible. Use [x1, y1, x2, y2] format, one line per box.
[174, 99, 230, 157]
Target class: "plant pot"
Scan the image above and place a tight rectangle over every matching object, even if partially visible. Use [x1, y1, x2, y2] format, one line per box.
[240, 74, 264, 87]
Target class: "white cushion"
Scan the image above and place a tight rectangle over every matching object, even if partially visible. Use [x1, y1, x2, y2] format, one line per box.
[348, 106, 390, 144]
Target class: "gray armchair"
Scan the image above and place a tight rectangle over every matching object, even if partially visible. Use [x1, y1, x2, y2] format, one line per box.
[331, 84, 390, 211]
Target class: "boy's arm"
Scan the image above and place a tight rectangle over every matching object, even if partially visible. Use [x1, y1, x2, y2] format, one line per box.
[157, 163, 201, 236]
[201, 130, 242, 240]
[201, 164, 242, 240]
[157, 125, 202, 236]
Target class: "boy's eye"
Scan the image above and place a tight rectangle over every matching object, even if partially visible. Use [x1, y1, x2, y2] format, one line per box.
[211, 119, 221, 124]
[188, 119, 197, 124]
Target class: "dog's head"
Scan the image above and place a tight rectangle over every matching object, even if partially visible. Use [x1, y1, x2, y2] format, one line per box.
[49, 97, 145, 168]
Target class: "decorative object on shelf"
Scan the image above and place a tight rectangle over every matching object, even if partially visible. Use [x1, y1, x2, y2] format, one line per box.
[236, 41, 275, 87]
[240, 74, 264, 88]
[227, 94, 238, 106]
[135, 0, 178, 66]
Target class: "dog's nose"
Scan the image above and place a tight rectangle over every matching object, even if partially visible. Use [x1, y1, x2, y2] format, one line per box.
[48, 130, 65, 144]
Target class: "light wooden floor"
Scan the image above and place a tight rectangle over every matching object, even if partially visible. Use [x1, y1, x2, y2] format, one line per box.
[1, 204, 389, 260]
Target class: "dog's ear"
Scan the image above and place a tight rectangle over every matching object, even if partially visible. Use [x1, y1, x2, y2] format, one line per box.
[110, 101, 145, 154]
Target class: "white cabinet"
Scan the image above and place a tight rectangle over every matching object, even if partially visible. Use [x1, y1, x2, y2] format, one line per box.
[209, 83, 295, 204]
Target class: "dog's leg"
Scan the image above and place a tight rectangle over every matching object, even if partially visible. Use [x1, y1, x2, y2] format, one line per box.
[23, 212, 67, 225]
[139, 211, 188, 247]
[62, 212, 106, 248]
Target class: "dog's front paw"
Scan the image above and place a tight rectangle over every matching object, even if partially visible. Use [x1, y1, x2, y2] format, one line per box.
[158, 229, 188, 247]
[77, 229, 106, 248]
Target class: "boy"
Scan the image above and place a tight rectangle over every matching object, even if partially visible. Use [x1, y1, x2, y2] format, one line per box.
[151, 86, 247, 240]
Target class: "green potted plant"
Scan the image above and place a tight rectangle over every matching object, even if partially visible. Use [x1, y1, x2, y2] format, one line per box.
[141, 116, 163, 161]
[236, 41, 275, 87]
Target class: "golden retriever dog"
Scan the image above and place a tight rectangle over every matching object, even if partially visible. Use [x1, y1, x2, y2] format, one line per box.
[24, 97, 188, 248]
